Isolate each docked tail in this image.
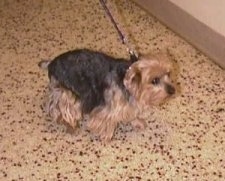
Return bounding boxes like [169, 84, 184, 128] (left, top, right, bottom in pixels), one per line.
[38, 60, 51, 69]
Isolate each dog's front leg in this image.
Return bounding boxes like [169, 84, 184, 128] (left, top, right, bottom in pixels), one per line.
[131, 117, 147, 131]
[87, 106, 119, 142]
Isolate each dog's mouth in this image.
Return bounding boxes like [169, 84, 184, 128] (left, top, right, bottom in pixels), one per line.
[148, 85, 176, 106]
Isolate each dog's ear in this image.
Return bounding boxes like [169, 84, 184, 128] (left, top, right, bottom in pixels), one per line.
[124, 65, 142, 94]
[129, 68, 142, 85]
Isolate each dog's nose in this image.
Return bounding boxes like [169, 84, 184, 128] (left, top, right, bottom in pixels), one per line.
[166, 84, 175, 95]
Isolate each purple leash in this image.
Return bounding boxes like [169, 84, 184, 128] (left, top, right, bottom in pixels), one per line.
[99, 0, 138, 62]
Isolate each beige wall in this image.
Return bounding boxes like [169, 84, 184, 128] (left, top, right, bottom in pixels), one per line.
[170, 0, 225, 36]
[132, 0, 225, 69]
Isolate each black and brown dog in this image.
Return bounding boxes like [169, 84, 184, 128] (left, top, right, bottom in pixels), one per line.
[39, 49, 175, 141]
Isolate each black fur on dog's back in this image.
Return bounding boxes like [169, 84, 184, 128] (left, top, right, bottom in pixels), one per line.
[47, 49, 132, 114]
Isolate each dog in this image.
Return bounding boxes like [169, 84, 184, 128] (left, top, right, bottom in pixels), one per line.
[38, 49, 175, 141]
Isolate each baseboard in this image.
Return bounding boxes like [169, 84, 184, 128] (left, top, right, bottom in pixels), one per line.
[132, 0, 225, 69]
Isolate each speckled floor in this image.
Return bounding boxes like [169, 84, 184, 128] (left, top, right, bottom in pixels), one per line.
[0, 0, 225, 180]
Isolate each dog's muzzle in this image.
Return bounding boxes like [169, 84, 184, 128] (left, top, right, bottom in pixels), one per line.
[165, 84, 175, 95]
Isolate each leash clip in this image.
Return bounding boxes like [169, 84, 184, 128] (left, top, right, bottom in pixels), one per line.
[128, 50, 138, 63]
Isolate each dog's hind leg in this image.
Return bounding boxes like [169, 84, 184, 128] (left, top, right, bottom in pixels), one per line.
[58, 89, 82, 131]
[44, 77, 82, 132]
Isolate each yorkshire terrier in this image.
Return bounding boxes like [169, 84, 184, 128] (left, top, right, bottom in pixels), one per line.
[38, 49, 175, 141]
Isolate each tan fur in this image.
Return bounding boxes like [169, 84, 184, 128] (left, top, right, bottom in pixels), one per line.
[87, 80, 139, 141]
[44, 77, 82, 130]
[42, 54, 175, 141]
[124, 55, 172, 107]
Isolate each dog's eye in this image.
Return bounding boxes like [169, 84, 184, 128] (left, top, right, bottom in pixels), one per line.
[167, 72, 171, 77]
[151, 77, 160, 85]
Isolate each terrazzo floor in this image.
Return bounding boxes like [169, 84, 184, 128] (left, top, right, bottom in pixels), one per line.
[0, 0, 225, 180]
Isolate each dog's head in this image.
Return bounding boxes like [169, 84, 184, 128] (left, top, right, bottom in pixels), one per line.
[124, 53, 175, 106]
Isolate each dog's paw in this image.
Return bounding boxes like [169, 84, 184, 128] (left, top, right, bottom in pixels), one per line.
[87, 116, 117, 142]
[131, 119, 147, 131]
